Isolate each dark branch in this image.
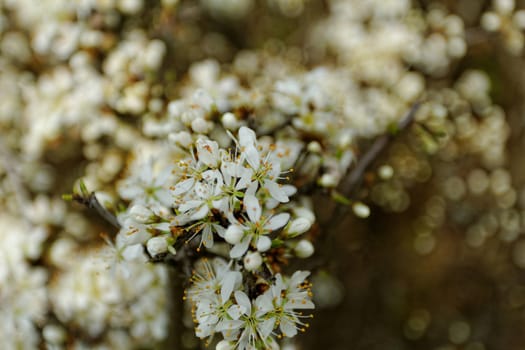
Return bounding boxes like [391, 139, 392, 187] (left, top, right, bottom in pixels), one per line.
[66, 190, 121, 229]
[339, 102, 421, 197]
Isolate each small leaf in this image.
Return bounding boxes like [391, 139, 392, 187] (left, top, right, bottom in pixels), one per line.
[331, 190, 352, 206]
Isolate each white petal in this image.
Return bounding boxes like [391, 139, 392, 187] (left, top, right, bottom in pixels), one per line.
[238, 126, 257, 148]
[281, 184, 297, 196]
[229, 234, 251, 258]
[244, 194, 261, 223]
[202, 225, 214, 248]
[234, 290, 252, 314]
[264, 213, 290, 231]
[221, 271, 241, 302]
[215, 319, 244, 333]
[213, 223, 226, 238]
[122, 244, 147, 262]
[289, 270, 310, 288]
[235, 168, 253, 190]
[280, 318, 297, 337]
[196, 139, 219, 168]
[255, 292, 274, 315]
[288, 298, 315, 309]
[190, 204, 209, 220]
[264, 180, 289, 203]
[259, 318, 276, 339]
[246, 180, 258, 196]
[227, 304, 243, 320]
[172, 178, 194, 195]
[179, 199, 202, 213]
[256, 236, 272, 252]
[244, 145, 260, 170]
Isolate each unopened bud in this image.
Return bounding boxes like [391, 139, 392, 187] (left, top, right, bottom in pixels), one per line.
[225, 225, 244, 245]
[243, 251, 262, 271]
[216, 340, 235, 350]
[352, 202, 370, 218]
[147, 236, 169, 257]
[294, 239, 314, 258]
[286, 217, 312, 237]
[222, 112, 239, 130]
[169, 131, 193, 148]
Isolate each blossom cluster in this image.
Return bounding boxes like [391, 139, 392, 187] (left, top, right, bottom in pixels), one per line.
[186, 258, 313, 349]
[111, 126, 315, 347]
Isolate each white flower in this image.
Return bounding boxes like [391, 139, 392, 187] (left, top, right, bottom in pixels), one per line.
[227, 194, 290, 258]
[188, 258, 244, 340]
[237, 126, 294, 203]
[255, 272, 314, 338]
[187, 258, 242, 303]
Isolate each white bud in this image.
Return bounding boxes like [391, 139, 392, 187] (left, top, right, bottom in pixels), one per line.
[216, 340, 235, 350]
[378, 165, 394, 180]
[43, 324, 66, 344]
[243, 251, 262, 271]
[169, 131, 193, 148]
[191, 117, 210, 133]
[307, 141, 322, 153]
[225, 225, 244, 244]
[495, 0, 515, 15]
[294, 239, 314, 258]
[481, 12, 501, 32]
[514, 10, 525, 29]
[147, 236, 169, 257]
[222, 112, 239, 130]
[319, 173, 338, 187]
[287, 217, 312, 237]
[293, 207, 315, 224]
[352, 202, 370, 218]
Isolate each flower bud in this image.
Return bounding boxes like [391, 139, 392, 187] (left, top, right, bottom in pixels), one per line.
[222, 112, 239, 130]
[243, 251, 262, 271]
[147, 236, 169, 257]
[352, 202, 370, 218]
[225, 225, 244, 244]
[168, 131, 192, 148]
[319, 173, 338, 187]
[294, 239, 314, 258]
[286, 217, 312, 237]
[216, 340, 235, 350]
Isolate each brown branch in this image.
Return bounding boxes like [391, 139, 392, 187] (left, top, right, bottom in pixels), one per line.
[324, 102, 421, 228]
[64, 182, 121, 229]
[340, 102, 420, 197]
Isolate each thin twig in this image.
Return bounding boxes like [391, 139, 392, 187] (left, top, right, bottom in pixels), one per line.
[67, 189, 121, 229]
[326, 102, 421, 228]
[340, 102, 420, 197]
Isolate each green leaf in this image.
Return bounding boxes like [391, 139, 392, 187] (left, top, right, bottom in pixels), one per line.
[331, 191, 352, 205]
